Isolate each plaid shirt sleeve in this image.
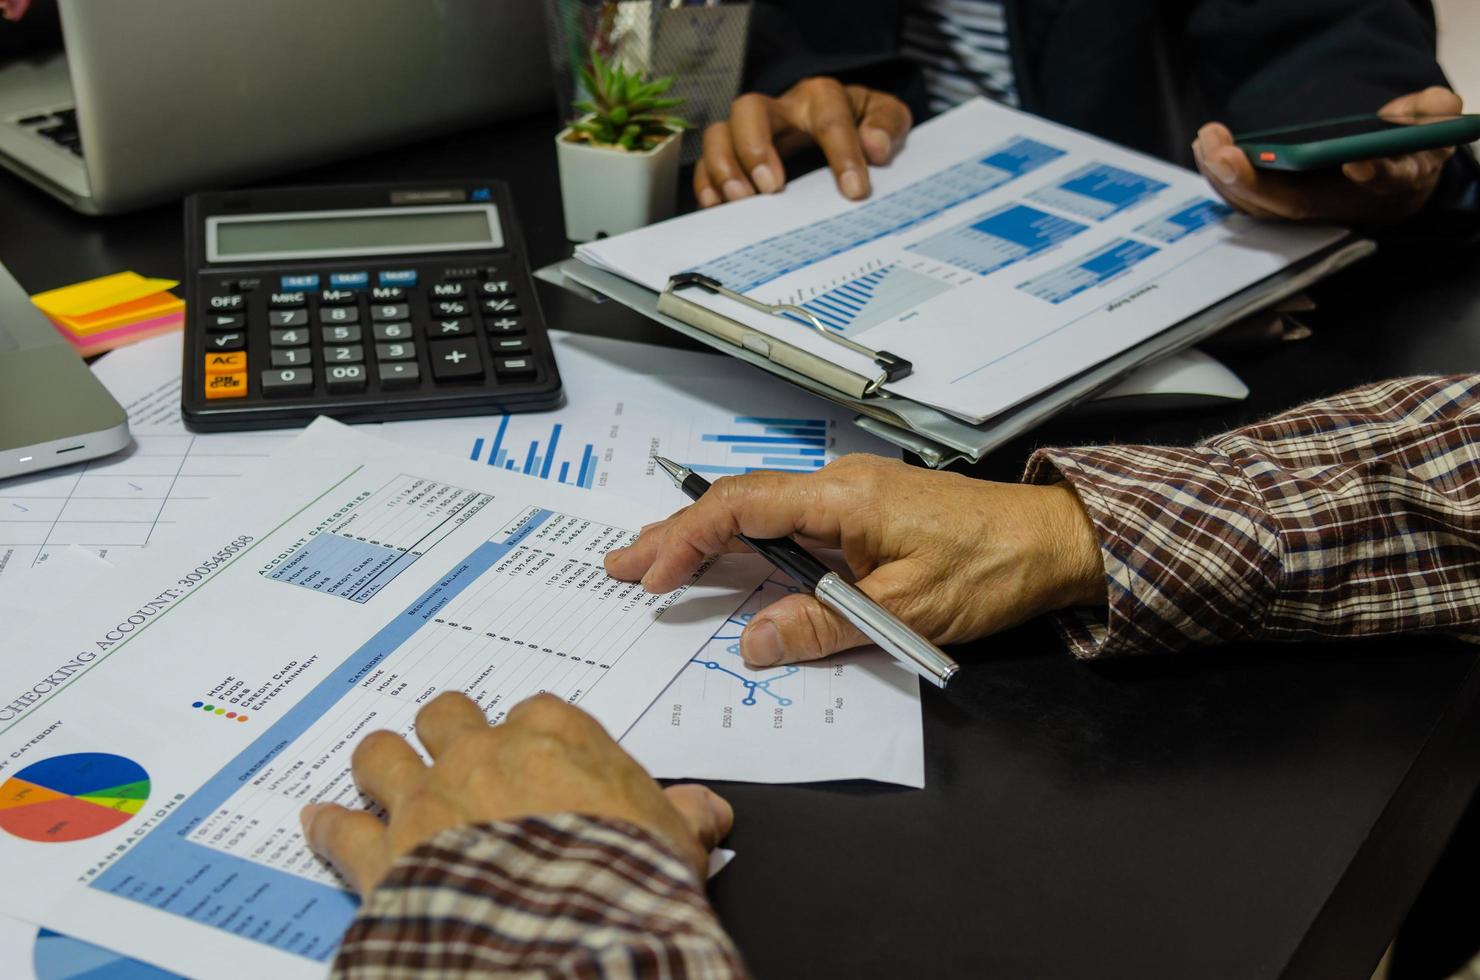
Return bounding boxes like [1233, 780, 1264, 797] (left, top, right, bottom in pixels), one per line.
[331, 814, 747, 980]
[1024, 376, 1480, 659]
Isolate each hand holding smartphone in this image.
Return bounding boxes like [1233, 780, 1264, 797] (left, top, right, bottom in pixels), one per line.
[1235, 113, 1480, 172]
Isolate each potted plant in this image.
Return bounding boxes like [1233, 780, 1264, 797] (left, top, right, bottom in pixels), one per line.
[556, 52, 687, 242]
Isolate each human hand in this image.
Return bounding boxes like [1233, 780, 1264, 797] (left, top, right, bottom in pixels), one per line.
[695, 77, 912, 207]
[604, 455, 1105, 668]
[1192, 87, 1462, 225]
[0, 0, 32, 21]
[300, 692, 733, 893]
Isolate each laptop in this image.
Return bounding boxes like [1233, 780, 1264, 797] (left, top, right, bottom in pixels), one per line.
[0, 0, 553, 215]
[0, 260, 129, 481]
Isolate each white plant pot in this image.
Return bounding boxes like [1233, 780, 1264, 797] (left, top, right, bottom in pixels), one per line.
[556, 125, 681, 242]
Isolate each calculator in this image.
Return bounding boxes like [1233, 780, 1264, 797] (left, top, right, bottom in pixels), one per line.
[181, 181, 562, 431]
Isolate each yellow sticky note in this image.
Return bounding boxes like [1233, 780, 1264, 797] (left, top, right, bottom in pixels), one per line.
[31, 272, 180, 318]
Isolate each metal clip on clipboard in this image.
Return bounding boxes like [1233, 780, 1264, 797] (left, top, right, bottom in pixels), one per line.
[657, 273, 912, 400]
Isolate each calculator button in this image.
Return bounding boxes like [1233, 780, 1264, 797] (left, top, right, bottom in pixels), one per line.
[319, 289, 358, 305]
[204, 372, 248, 400]
[372, 321, 414, 342]
[327, 344, 365, 364]
[319, 306, 360, 324]
[205, 313, 245, 332]
[203, 351, 247, 375]
[487, 317, 523, 335]
[207, 331, 246, 351]
[326, 364, 367, 393]
[479, 280, 514, 297]
[322, 324, 362, 343]
[270, 328, 310, 347]
[371, 303, 411, 322]
[433, 300, 471, 317]
[490, 338, 530, 355]
[376, 341, 416, 361]
[379, 269, 418, 287]
[281, 274, 321, 291]
[329, 271, 369, 289]
[271, 348, 312, 367]
[433, 317, 474, 337]
[430, 282, 466, 298]
[206, 294, 246, 312]
[495, 357, 538, 380]
[270, 291, 307, 308]
[482, 298, 520, 315]
[370, 286, 405, 302]
[429, 338, 483, 380]
[261, 368, 314, 396]
[268, 309, 309, 328]
[378, 362, 420, 389]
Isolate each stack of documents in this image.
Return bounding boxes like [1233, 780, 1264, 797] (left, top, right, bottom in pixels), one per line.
[562, 98, 1372, 465]
[30, 271, 184, 356]
[0, 329, 927, 978]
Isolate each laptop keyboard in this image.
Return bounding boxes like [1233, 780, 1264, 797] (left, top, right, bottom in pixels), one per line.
[16, 107, 82, 158]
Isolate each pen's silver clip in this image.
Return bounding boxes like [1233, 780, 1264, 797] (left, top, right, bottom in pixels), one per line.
[666, 273, 913, 394]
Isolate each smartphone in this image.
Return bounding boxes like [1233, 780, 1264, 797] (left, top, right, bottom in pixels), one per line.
[1235, 113, 1480, 171]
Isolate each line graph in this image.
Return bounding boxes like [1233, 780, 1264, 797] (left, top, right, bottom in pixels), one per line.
[695, 589, 803, 706]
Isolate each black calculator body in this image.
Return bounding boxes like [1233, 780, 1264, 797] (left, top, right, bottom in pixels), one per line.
[182, 181, 562, 431]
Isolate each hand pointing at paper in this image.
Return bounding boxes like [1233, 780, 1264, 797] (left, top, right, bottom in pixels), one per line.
[605, 455, 1105, 667]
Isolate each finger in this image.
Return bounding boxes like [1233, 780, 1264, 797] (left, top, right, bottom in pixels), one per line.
[739, 591, 869, 667]
[1346, 147, 1452, 189]
[301, 803, 390, 895]
[1379, 85, 1462, 118]
[415, 691, 489, 758]
[663, 784, 734, 853]
[701, 122, 756, 202]
[693, 166, 721, 209]
[640, 470, 848, 593]
[729, 93, 788, 194]
[782, 78, 870, 199]
[604, 509, 685, 581]
[505, 692, 603, 740]
[351, 730, 428, 809]
[850, 86, 912, 165]
[1202, 138, 1314, 220]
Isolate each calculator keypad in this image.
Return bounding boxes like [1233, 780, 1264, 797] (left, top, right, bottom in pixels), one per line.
[192, 257, 552, 418]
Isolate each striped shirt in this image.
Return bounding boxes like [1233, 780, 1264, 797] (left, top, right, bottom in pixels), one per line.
[901, 0, 1019, 114]
[334, 375, 1480, 978]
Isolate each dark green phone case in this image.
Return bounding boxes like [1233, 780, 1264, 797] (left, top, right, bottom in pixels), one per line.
[1235, 114, 1480, 172]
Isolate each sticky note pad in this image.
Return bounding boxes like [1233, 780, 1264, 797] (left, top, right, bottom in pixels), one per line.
[31, 272, 180, 319]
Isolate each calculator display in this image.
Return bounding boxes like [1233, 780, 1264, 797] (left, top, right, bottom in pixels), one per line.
[207, 205, 503, 262]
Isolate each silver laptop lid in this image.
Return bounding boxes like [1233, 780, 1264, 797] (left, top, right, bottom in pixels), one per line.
[59, 0, 552, 214]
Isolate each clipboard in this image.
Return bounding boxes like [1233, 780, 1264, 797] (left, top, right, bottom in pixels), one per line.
[546, 235, 1375, 468]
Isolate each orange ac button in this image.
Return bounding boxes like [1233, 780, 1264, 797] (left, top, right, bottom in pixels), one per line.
[204, 372, 248, 400]
[204, 352, 247, 375]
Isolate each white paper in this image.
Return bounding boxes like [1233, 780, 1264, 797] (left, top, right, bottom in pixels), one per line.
[0, 419, 763, 979]
[0, 334, 292, 584]
[379, 329, 888, 491]
[623, 573, 924, 787]
[576, 97, 1346, 423]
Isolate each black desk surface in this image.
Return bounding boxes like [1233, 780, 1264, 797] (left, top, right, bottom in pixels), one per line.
[4, 110, 1480, 980]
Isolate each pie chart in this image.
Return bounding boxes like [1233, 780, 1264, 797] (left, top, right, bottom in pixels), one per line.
[0, 753, 150, 843]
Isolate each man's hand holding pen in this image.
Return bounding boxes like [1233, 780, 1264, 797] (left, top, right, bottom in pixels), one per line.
[605, 455, 1107, 668]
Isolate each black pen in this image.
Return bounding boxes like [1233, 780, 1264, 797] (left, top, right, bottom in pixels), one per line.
[652, 456, 959, 688]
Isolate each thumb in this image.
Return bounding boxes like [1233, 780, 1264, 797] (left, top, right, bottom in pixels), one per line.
[663, 784, 734, 853]
[739, 590, 870, 667]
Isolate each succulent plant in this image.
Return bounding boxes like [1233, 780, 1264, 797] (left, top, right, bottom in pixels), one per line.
[569, 51, 687, 152]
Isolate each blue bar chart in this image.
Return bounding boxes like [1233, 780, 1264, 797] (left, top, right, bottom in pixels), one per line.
[1135, 197, 1232, 244]
[689, 416, 830, 477]
[470, 417, 598, 489]
[799, 264, 950, 333]
[907, 204, 1087, 276]
[691, 135, 1066, 292]
[1018, 238, 1161, 304]
[1029, 162, 1168, 221]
